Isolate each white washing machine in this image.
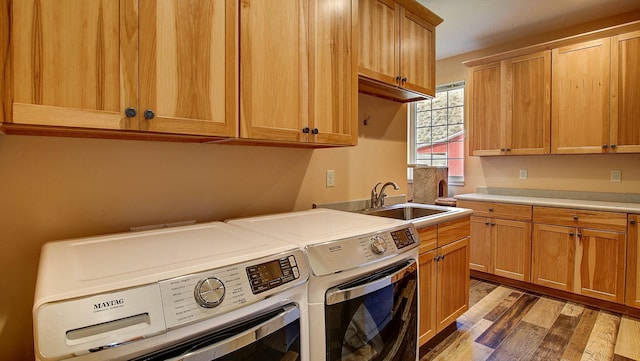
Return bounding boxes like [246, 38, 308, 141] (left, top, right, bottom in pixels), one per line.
[227, 208, 421, 361]
[33, 222, 309, 361]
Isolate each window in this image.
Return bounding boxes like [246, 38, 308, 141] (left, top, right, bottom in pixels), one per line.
[408, 81, 465, 185]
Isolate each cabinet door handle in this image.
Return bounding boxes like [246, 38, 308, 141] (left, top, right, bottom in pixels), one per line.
[631, 220, 637, 225]
[602, 144, 608, 149]
[311, 128, 319, 135]
[611, 144, 617, 149]
[302, 127, 310, 134]
[144, 109, 155, 120]
[573, 215, 579, 221]
[577, 232, 582, 238]
[441, 254, 445, 261]
[124, 107, 137, 118]
[488, 208, 494, 212]
[485, 221, 490, 225]
[396, 76, 402, 83]
[569, 232, 574, 236]
[500, 148, 505, 152]
[401, 77, 407, 84]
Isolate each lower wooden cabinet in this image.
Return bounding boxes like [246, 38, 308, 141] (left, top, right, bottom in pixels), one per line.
[418, 220, 470, 346]
[532, 223, 626, 303]
[626, 214, 640, 308]
[469, 216, 531, 281]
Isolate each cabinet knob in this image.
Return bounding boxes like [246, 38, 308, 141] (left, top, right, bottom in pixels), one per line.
[144, 109, 155, 120]
[302, 127, 310, 134]
[491, 223, 496, 226]
[611, 144, 617, 149]
[631, 220, 637, 225]
[488, 208, 494, 212]
[485, 221, 490, 225]
[573, 215, 579, 221]
[577, 232, 582, 238]
[311, 128, 319, 135]
[124, 107, 137, 118]
[401, 77, 407, 84]
[500, 148, 505, 152]
[505, 148, 511, 152]
[569, 232, 574, 236]
[396, 76, 402, 82]
[602, 144, 608, 149]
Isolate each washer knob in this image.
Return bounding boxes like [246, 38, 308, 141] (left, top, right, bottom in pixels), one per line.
[370, 236, 387, 255]
[194, 277, 225, 308]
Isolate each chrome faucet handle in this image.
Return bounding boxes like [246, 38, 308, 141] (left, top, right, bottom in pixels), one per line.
[370, 182, 383, 209]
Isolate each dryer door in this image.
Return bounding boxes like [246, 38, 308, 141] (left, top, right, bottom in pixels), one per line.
[324, 260, 418, 361]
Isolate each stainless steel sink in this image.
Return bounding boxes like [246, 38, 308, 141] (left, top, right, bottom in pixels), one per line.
[362, 204, 449, 220]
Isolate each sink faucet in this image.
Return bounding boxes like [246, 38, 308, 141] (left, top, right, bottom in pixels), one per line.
[370, 181, 400, 209]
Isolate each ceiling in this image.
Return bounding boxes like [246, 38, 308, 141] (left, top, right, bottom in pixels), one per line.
[418, 0, 640, 60]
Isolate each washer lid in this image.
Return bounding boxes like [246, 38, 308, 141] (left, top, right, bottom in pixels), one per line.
[34, 222, 297, 307]
[227, 208, 407, 247]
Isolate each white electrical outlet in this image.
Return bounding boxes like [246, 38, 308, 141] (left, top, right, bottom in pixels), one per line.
[611, 169, 622, 183]
[519, 169, 528, 180]
[326, 170, 335, 187]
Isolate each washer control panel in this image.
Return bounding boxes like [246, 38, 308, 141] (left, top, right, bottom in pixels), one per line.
[159, 249, 306, 329]
[305, 224, 419, 276]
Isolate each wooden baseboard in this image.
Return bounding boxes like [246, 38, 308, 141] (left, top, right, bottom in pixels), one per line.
[471, 270, 640, 319]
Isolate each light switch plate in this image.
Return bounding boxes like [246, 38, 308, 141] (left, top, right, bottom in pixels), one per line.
[611, 169, 622, 183]
[326, 170, 335, 187]
[519, 169, 528, 180]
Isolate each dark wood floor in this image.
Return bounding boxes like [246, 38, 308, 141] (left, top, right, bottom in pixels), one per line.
[421, 279, 640, 361]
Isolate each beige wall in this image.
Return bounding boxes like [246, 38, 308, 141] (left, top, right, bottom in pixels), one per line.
[437, 12, 640, 196]
[0, 93, 408, 360]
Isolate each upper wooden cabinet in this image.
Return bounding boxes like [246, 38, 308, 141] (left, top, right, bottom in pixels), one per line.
[240, 0, 357, 146]
[357, 0, 442, 103]
[11, 0, 237, 138]
[611, 30, 640, 153]
[468, 51, 551, 156]
[552, 39, 611, 154]
[467, 23, 640, 156]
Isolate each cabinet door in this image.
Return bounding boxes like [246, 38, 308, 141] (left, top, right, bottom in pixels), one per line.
[468, 62, 504, 156]
[309, 0, 357, 145]
[399, 6, 435, 96]
[532, 224, 575, 292]
[575, 228, 626, 303]
[611, 30, 640, 153]
[12, 0, 130, 130]
[469, 216, 491, 273]
[505, 51, 551, 155]
[139, 0, 237, 137]
[627, 215, 640, 308]
[493, 219, 531, 282]
[357, 0, 398, 85]
[418, 249, 437, 345]
[552, 38, 611, 154]
[240, 0, 308, 142]
[436, 237, 469, 332]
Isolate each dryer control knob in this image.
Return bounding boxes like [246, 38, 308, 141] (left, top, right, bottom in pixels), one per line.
[370, 236, 387, 255]
[194, 277, 226, 308]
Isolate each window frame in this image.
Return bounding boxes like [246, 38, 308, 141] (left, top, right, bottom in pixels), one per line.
[408, 81, 465, 186]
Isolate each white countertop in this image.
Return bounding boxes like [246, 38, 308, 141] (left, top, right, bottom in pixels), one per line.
[455, 193, 640, 214]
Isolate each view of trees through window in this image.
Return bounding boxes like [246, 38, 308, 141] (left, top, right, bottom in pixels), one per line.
[412, 82, 465, 182]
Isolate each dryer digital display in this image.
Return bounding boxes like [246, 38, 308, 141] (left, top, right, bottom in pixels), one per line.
[247, 256, 300, 294]
[390, 227, 416, 249]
